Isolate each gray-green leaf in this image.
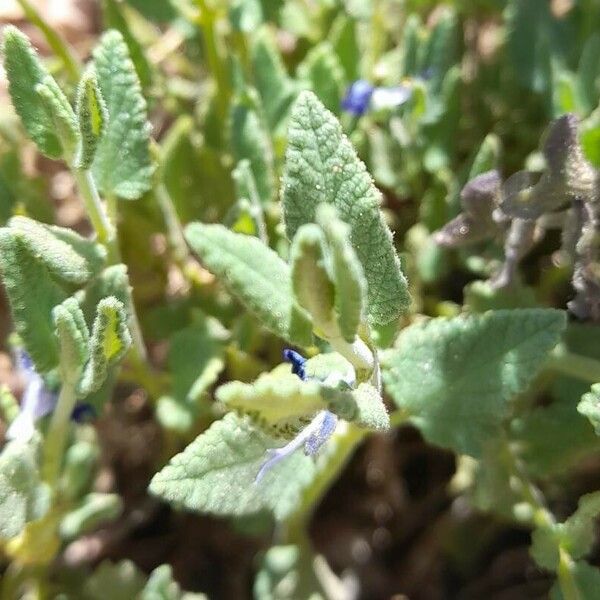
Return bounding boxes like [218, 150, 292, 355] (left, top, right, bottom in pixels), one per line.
[185, 223, 312, 346]
[78, 296, 131, 397]
[92, 30, 153, 199]
[0, 439, 50, 540]
[2, 26, 66, 159]
[149, 413, 317, 520]
[282, 91, 409, 325]
[382, 309, 566, 457]
[75, 69, 108, 169]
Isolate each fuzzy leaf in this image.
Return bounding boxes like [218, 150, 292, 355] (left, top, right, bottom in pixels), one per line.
[34, 77, 79, 163]
[53, 297, 90, 381]
[251, 28, 296, 132]
[0, 231, 66, 372]
[9, 216, 106, 285]
[382, 309, 567, 457]
[230, 92, 275, 205]
[2, 26, 65, 158]
[149, 413, 317, 520]
[290, 224, 334, 332]
[216, 369, 357, 438]
[352, 383, 389, 431]
[141, 564, 208, 600]
[78, 297, 131, 397]
[185, 223, 312, 346]
[317, 205, 366, 342]
[92, 30, 153, 199]
[578, 383, 600, 435]
[297, 42, 345, 115]
[282, 91, 409, 325]
[0, 440, 50, 540]
[75, 69, 108, 169]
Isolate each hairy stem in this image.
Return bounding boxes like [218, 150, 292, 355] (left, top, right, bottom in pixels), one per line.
[72, 169, 118, 259]
[283, 424, 365, 544]
[42, 380, 78, 486]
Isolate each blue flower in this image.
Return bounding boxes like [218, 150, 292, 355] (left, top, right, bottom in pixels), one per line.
[341, 80, 375, 116]
[255, 349, 355, 483]
[6, 350, 58, 442]
[341, 79, 415, 116]
[6, 350, 95, 442]
[282, 348, 307, 381]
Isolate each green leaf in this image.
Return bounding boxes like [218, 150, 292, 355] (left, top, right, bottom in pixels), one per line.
[400, 14, 421, 77]
[75, 69, 108, 170]
[92, 30, 153, 199]
[351, 383, 389, 431]
[230, 91, 275, 205]
[0, 231, 66, 372]
[251, 28, 296, 132]
[317, 205, 366, 342]
[0, 439, 50, 540]
[78, 296, 131, 397]
[230, 160, 267, 241]
[103, 0, 153, 90]
[329, 14, 359, 82]
[156, 323, 224, 433]
[512, 399, 600, 478]
[85, 560, 146, 600]
[254, 545, 328, 600]
[469, 134, 502, 179]
[282, 91, 409, 325]
[577, 33, 600, 114]
[578, 383, 600, 435]
[297, 42, 345, 115]
[185, 223, 312, 346]
[53, 297, 90, 382]
[141, 564, 208, 600]
[230, 0, 263, 32]
[550, 562, 600, 600]
[34, 76, 79, 163]
[149, 413, 317, 520]
[8, 216, 107, 284]
[216, 369, 355, 437]
[532, 492, 600, 571]
[290, 224, 334, 332]
[2, 26, 65, 158]
[160, 116, 235, 223]
[59, 492, 122, 539]
[382, 309, 567, 457]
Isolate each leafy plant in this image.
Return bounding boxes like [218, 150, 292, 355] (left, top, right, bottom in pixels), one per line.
[1, 1, 600, 598]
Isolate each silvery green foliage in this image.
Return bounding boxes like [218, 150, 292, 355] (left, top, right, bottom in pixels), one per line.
[3, 2, 600, 597]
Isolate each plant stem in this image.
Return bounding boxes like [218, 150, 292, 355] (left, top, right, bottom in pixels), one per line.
[155, 182, 190, 265]
[503, 439, 581, 599]
[283, 424, 365, 544]
[42, 380, 78, 486]
[72, 169, 118, 260]
[547, 345, 600, 384]
[328, 334, 374, 371]
[558, 547, 581, 600]
[16, 0, 81, 83]
[194, 0, 230, 122]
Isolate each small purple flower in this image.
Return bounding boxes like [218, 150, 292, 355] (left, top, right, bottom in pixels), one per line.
[255, 349, 354, 483]
[6, 350, 95, 442]
[341, 79, 414, 116]
[341, 80, 375, 116]
[282, 348, 307, 381]
[6, 350, 58, 442]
